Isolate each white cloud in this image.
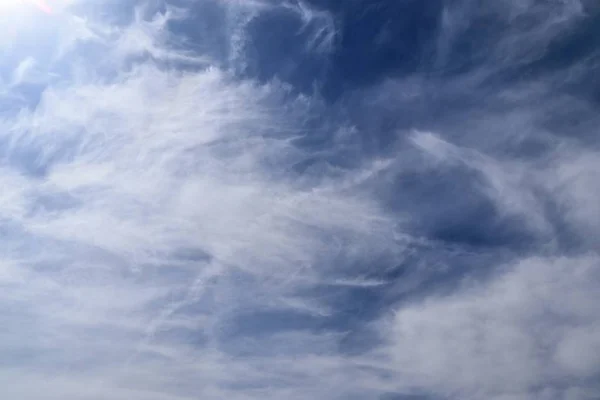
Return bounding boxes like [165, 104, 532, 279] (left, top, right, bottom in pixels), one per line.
[0, 2, 403, 399]
[377, 254, 600, 399]
[0, 0, 599, 399]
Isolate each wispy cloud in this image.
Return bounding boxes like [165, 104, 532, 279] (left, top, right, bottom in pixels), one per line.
[0, 0, 599, 399]
[0, 1, 402, 399]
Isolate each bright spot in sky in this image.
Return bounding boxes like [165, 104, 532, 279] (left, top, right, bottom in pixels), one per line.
[0, 0, 20, 10]
[0, 0, 52, 13]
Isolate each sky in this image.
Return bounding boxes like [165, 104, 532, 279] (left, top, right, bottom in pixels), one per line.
[0, 0, 599, 399]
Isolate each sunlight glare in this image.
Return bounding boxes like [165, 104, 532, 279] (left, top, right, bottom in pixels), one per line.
[0, 0, 21, 10]
[0, 0, 52, 13]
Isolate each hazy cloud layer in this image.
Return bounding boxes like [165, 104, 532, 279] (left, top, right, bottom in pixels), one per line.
[0, 1, 599, 399]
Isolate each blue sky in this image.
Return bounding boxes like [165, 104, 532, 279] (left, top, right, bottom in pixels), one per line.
[0, 0, 599, 399]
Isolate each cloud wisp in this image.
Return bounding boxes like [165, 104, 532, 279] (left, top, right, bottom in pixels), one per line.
[0, 1, 599, 399]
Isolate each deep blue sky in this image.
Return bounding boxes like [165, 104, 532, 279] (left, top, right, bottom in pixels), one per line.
[0, 1, 599, 399]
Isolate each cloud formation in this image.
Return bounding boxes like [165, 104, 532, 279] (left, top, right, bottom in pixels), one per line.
[0, 0, 599, 399]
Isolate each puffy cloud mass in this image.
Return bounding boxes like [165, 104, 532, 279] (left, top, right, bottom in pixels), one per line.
[0, 0, 599, 399]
